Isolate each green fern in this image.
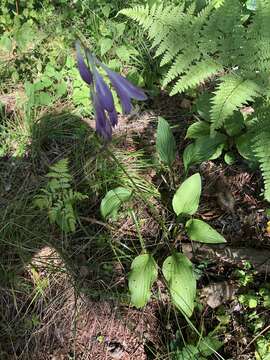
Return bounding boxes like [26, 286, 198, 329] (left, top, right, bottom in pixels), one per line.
[252, 117, 270, 202]
[121, 0, 270, 199]
[121, 0, 270, 123]
[210, 75, 261, 132]
[170, 59, 223, 95]
[34, 159, 88, 233]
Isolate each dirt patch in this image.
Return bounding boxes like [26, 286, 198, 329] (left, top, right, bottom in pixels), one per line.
[4, 247, 162, 360]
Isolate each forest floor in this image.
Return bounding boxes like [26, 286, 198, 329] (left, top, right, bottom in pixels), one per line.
[1, 93, 270, 360]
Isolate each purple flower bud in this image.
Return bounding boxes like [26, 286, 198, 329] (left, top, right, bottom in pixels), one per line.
[108, 77, 132, 115]
[108, 107, 118, 127]
[75, 41, 148, 141]
[94, 95, 112, 141]
[75, 41, 93, 85]
[101, 64, 147, 101]
[93, 68, 115, 113]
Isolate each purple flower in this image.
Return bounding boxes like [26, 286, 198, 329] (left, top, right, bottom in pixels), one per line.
[100, 63, 147, 115]
[75, 41, 93, 85]
[94, 94, 112, 140]
[93, 68, 115, 113]
[75, 41, 147, 141]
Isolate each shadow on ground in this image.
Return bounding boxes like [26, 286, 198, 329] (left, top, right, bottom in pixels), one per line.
[0, 109, 169, 359]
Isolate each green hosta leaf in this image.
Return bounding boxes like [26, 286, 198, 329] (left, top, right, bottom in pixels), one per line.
[224, 112, 245, 137]
[183, 134, 226, 171]
[185, 121, 210, 139]
[172, 173, 201, 216]
[209, 143, 225, 160]
[156, 116, 176, 167]
[100, 187, 132, 219]
[129, 254, 158, 308]
[162, 253, 196, 317]
[224, 152, 236, 165]
[236, 131, 257, 162]
[186, 219, 226, 244]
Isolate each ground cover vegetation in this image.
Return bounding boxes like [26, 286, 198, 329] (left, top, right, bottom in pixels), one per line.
[1, 0, 270, 359]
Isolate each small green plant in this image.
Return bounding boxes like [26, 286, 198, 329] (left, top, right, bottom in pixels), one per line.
[101, 117, 225, 318]
[170, 332, 223, 360]
[34, 158, 88, 233]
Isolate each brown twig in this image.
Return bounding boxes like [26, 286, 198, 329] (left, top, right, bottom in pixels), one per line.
[243, 324, 270, 353]
[15, 0, 19, 15]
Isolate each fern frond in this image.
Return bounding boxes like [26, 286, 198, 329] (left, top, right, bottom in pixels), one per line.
[170, 59, 223, 95]
[210, 75, 261, 131]
[119, 5, 151, 29]
[212, 0, 225, 8]
[162, 47, 200, 87]
[34, 158, 87, 232]
[252, 118, 270, 202]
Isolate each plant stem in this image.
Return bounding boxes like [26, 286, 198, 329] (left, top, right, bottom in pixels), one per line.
[104, 145, 170, 239]
[15, 0, 19, 15]
[129, 209, 146, 252]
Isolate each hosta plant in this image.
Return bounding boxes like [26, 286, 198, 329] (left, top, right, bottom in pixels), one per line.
[101, 117, 226, 317]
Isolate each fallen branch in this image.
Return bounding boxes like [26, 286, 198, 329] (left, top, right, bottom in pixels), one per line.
[182, 243, 270, 273]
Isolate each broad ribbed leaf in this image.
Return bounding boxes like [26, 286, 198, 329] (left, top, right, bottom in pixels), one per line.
[156, 116, 176, 167]
[224, 152, 236, 165]
[172, 173, 201, 216]
[224, 112, 245, 137]
[185, 121, 210, 139]
[162, 253, 196, 317]
[236, 131, 257, 162]
[186, 219, 226, 244]
[129, 254, 158, 308]
[183, 134, 226, 171]
[100, 187, 132, 219]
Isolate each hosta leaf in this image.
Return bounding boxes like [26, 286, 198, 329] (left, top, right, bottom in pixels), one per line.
[224, 112, 245, 137]
[172, 173, 201, 216]
[129, 254, 158, 308]
[185, 121, 210, 139]
[100, 187, 132, 219]
[156, 116, 176, 167]
[183, 134, 226, 171]
[236, 131, 257, 162]
[162, 253, 196, 317]
[186, 219, 226, 244]
[224, 152, 236, 165]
